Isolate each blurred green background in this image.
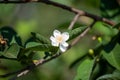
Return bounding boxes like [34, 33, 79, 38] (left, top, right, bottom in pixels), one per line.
[0, 0, 100, 80]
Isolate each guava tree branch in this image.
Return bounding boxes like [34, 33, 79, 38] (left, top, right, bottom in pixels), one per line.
[0, 19, 95, 80]
[0, 0, 115, 26]
[0, 0, 116, 80]
[40, 0, 115, 26]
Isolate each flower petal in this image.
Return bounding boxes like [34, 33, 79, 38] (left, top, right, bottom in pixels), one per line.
[50, 36, 59, 46]
[51, 41, 59, 46]
[53, 30, 61, 37]
[62, 42, 69, 47]
[50, 36, 56, 42]
[62, 32, 69, 41]
[59, 44, 67, 52]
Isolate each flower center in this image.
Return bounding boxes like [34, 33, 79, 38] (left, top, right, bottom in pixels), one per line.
[56, 35, 63, 43]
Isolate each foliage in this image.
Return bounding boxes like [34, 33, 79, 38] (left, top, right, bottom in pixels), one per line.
[0, 0, 120, 80]
[100, 0, 120, 22]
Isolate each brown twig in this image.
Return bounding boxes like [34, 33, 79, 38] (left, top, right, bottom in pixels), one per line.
[68, 14, 80, 30]
[8, 52, 63, 80]
[71, 27, 91, 46]
[70, 21, 96, 47]
[0, 0, 116, 26]
[40, 0, 115, 26]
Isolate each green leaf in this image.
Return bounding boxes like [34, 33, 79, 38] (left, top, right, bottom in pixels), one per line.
[68, 26, 87, 41]
[10, 36, 18, 44]
[15, 35, 22, 46]
[3, 43, 20, 58]
[102, 44, 120, 70]
[0, 26, 22, 46]
[100, 0, 120, 21]
[69, 55, 87, 68]
[97, 70, 120, 80]
[0, 26, 17, 45]
[93, 22, 116, 37]
[74, 59, 94, 80]
[103, 32, 120, 53]
[26, 42, 58, 52]
[44, 52, 51, 59]
[31, 32, 50, 44]
[92, 22, 118, 45]
[17, 48, 30, 60]
[26, 42, 41, 48]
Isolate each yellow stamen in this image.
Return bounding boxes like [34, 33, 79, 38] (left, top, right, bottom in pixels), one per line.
[56, 35, 63, 43]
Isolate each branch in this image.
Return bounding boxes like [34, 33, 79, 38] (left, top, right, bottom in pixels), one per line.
[70, 21, 96, 47]
[0, 21, 95, 80]
[40, 0, 115, 26]
[7, 52, 63, 80]
[0, 0, 116, 80]
[0, 0, 116, 26]
[68, 14, 80, 30]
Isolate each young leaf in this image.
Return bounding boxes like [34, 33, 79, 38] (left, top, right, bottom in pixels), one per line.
[26, 42, 58, 52]
[31, 32, 50, 44]
[68, 26, 87, 41]
[102, 44, 120, 70]
[3, 43, 20, 58]
[74, 59, 94, 80]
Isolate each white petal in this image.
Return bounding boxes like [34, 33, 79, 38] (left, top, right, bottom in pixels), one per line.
[51, 41, 59, 46]
[62, 32, 69, 41]
[62, 42, 69, 47]
[53, 30, 61, 37]
[50, 36, 59, 46]
[50, 36, 56, 42]
[59, 44, 67, 52]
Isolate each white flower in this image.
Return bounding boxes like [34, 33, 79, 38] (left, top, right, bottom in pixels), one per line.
[50, 30, 69, 52]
